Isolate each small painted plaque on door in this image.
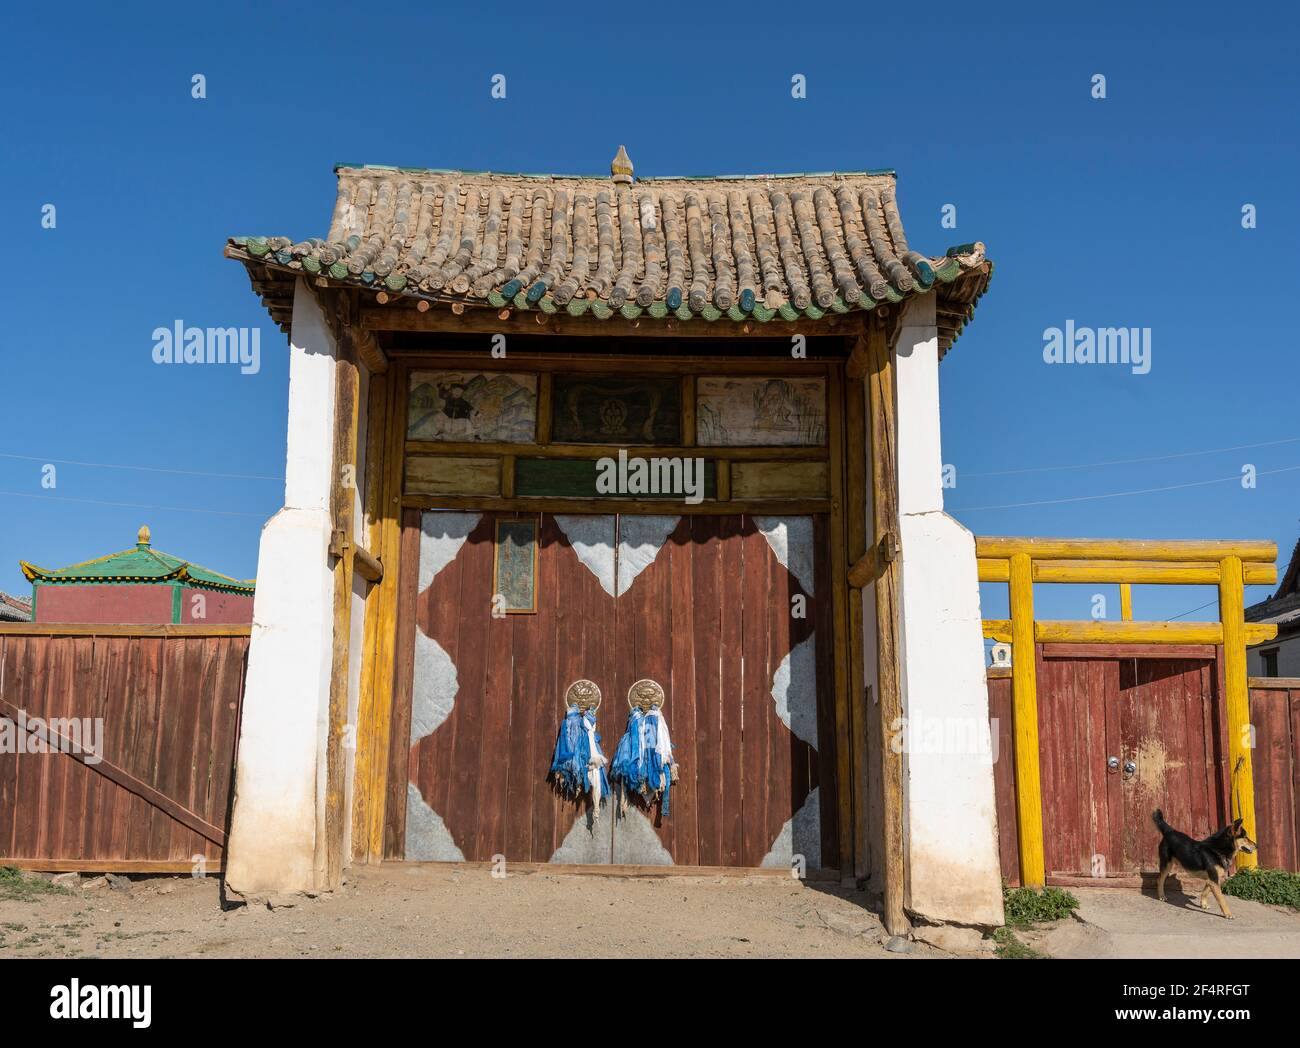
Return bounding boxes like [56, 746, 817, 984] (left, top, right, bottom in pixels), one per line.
[493, 517, 538, 613]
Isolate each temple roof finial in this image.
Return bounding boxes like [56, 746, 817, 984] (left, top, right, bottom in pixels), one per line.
[137, 524, 151, 548]
[611, 144, 633, 184]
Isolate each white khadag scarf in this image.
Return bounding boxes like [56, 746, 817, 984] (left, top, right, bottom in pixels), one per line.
[583, 711, 606, 814]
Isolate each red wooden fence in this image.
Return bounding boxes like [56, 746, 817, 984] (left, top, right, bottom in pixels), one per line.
[1249, 678, 1300, 872]
[0, 625, 249, 873]
[987, 661, 1300, 884]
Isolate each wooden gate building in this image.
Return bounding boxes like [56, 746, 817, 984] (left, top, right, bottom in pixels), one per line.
[222, 148, 1002, 930]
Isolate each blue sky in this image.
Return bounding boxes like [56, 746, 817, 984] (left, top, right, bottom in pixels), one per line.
[2, 3, 1296, 624]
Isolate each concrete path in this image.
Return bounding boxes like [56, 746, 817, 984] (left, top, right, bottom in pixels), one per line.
[1028, 886, 1300, 958]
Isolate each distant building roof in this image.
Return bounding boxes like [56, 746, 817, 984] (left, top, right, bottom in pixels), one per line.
[0, 591, 31, 621]
[20, 525, 255, 595]
[1246, 537, 1300, 635]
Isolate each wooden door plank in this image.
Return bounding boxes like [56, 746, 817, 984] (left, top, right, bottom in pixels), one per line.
[691, 515, 724, 867]
[417, 514, 468, 827]
[474, 520, 516, 862]
[528, 514, 564, 862]
[668, 517, 700, 867]
[764, 517, 807, 869]
[1078, 656, 1110, 878]
[503, 517, 542, 863]
[1288, 689, 1300, 871]
[717, 515, 745, 867]
[810, 516, 840, 869]
[740, 519, 772, 867]
[586, 519, 618, 862]
[446, 514, 495, 860]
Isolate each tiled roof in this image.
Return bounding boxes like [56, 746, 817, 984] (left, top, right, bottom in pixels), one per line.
[0, 591, 31, 622]
[20, 526, 255, 595]
[225, 150, 992, 354]
[1247, 537, 1300, 630]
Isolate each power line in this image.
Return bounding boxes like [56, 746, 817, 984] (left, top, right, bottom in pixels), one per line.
[0, 489, 267, 518]
[1166, 599, 1218, 622]
[0, 451, 282, 482]
[950, 464, 1300, 512]
[961, 435, 1300, 478]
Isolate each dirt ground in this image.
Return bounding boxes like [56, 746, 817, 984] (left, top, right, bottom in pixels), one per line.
[1016, 885, 1300, 959]
[0, 864, 947, 959]
[7, 865, 1298, 959]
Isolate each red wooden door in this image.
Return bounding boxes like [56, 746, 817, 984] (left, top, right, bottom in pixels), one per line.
[404, 511, 617, 864]
[396, 510, 839, 871]
[1036, 649, 1226, 878]
[611, 515, 838, 869]
[1116, 657, 1226, 874]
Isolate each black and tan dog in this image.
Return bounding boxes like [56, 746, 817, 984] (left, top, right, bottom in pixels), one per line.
[1152, 809, 1256, 919]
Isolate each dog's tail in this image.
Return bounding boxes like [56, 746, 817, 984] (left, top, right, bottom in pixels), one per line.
[1151, 808, 1171, 833]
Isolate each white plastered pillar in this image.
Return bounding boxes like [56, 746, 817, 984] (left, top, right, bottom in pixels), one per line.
[892, 294, 1004, 926]
[226, 279, 339, 894]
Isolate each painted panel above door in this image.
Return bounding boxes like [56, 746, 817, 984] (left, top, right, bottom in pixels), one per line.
[551, 374, 682, 445]
[696, 376, 826, 446]
[408, 370, 538, 442]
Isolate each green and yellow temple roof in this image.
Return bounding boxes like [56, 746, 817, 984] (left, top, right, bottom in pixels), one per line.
[20, 526, 256, 595]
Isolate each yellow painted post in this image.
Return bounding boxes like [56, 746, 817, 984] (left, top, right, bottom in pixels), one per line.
[1120, 583, 1133, 621]
[1009, 552, 1046, 888]
[1218, 555, 1258, 869]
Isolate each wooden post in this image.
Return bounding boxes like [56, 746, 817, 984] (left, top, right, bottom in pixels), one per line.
[323, 334, 361, 888]
[827, 366, 855, 880]
[1218, 554, 1258, 868]
[843, 356, 870, 880]
[1120, 583, 1133, 621]
[366, 363, 408, 859]
[865, 320, 907, 935]
[1009, 552, 1046, 888]
[350, 373, 391, 862]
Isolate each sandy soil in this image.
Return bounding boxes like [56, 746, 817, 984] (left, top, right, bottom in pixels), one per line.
[0, 864, 947, 959]
[1020, 886, 1300, 959]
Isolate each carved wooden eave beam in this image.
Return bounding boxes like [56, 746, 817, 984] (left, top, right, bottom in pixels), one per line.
[356, 300, 873, 339]
[307, 285, 388, 374]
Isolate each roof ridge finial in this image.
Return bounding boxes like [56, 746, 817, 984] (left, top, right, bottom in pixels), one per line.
[137, 524, 151, 548]
[611, 144, 633, 184]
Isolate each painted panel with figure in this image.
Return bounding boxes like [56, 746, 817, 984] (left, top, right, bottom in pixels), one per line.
[551, 375, 681, 445]
[696, 377, 826, 446]
[408, 371, 537, 442]
[493, 518, 539, 613]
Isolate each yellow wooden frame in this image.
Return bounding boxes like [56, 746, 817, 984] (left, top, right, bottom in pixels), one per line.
[975, 535, 1279, 887]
